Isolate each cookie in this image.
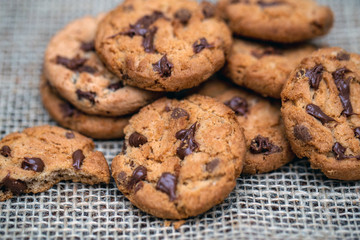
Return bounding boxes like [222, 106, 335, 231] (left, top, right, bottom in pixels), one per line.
[40, 76, 129, 139]
[224, 38, 317, 98]
[281, 47, 360, 180]
[198, 77, 294, 174]
[217, 0, 333, 43]
[44, 15, 160, 117]
[111, 95, 245, 219]
[95, 0, 232, 92]
[0, 125, 110, 201]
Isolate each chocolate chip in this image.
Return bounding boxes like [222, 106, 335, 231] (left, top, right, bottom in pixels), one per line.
[80, 41, 95, 52]
[127, 166, 147, 190]
[251, 47, 282, 59]
[121, 142, 127, 155]
[206, 158, 220, 173]
[1, 173, 27, 195]
[72, 149, 85, 170]
[193, 38, 214, 54]
[59, 103, 77, 118]
[305, 64, 324, 90]
[355, 128, 360, 139]
[306, 104, 335, 124]
[171, 108, 189, 120]
[129, 132, 148, 147]
[336, 52, 350, 61]
[142, 26, 158, 53]
[165, 105, 172, 112]
[108, 82, 124, 91]
[175, 122, 199, 160]
[65, 132, 75, 139]
[202, 2, 215, 18]
[249, 135, 282, 155]
[152, 55, 173, 78]
[231, 0, 250, 3]
[293, 125, 312, 142]
[332, 68, 353, 116]
[174, 8, 192, 24]
[56, 56, 87, 71]
[332, 142, 355, 160]
[224, 96, 248, 116]
[296, 69, 305, 78]
[156, 172, 177, 201]
[76, 89, 96, 105]
[0, 145, 11, 157]
[21, 157, 45, 172]
[257, 0, 285, 7]
[117, 171, 127, 184]
[77, 65, 97, 74]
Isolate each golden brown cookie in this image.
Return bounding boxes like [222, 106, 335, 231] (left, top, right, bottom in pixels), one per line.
[111, 95, 245, 219]
[281, 47, 360, 180]
[0, 125, 110, 201]
[218, 0, 333, 43]
[95, 0, 232, 92]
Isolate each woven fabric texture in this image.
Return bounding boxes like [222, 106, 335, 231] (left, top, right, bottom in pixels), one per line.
[0, 0, 360, 239]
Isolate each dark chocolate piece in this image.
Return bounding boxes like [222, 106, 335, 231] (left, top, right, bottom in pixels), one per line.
[355, 127, 360, 139]
[293, 125, 312, 142]
[77, 65, 97, 74]
[306, 104, 335, 124]
[305, 64, 324, 90]
[65, 132, 75, 139]
[257, 0, 285, 7]
[129, 132, 148, 147]
[336, 52, 350, 61]
[152, 55, 173, 77]
[332, 67, 353, 116]
[108, 82, 124, 91]
[193, 38, 214, 54]
[142, 26, 158, 53]
[332, 142, 356, 160]
[56, 56, 87, 71]
[1, 174, 27, 195]
[224, 96, 248, 116]
[76, 90, 96, 105]
[156, 172, 177, 201]
[251, 47, 282, 59]
[127, 166, 147, 189]
[21, 157, 45, 172]
[171, 108, 189, 120]
[0, 145, 11, 157]
[59, 103, 77, 118]
[249, 135, 282, 155]
[72, 149, 85, 170]
[174, 8, 192, 24]
[206, 158, 220, 173]
[117, 171, 127, 184]
[80, 41, 95, 52]
[175, 122, 199, 159]
[202, 2, 215, 18]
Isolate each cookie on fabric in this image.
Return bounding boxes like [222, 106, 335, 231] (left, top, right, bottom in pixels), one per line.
[281, 47, 360, 180]
[111, 95, 245, 219]
[217, 0, 333, 43]
[44, 15, 160, 117]
[198, 77, 294, 174]
[224, 38, 317, 98]
[0, 125, 110, 201]
[40, 76, 129, 139]
[95, 0, 232, 92]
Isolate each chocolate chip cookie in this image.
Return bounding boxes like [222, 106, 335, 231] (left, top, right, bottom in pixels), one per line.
[224, 38, 317, 98]
[0, 125, 110, 201]
[218, 0, 333, 43]
[281, 47, 360, 180]
[198, 77, 294, 174]
[95, 0, 232, 92]
[44, 15, 160, 117]
[40, 76, 129, 139]
[111, 95, 245, 219]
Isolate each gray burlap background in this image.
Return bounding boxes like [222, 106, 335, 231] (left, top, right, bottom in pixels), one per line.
[0, 0, 359, 239]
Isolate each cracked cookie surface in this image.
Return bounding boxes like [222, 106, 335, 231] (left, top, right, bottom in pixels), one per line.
[217, 0, 333, 43]
[281, 47, 360, 180]
[44, 15, 159, 117]
[198, 77, 294, 174]
[111, 95, 245, 219]
[95, 0, 232, 92]
[0, 125, 110, 201]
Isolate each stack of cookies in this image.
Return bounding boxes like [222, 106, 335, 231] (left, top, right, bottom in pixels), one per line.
[3, 0, 358, 220]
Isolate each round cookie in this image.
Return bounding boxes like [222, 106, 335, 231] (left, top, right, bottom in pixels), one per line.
[224, 38, 317, 98]
[0, 125, 110, 201]
[111, 95, 245, 219]
[44, 15, 160, 117]
[40, 76, 129, 140]
[281, 47, 360, 180]
[95, 0, 232, 92]
[198, 77, 294, 174]
[217, 0, 333, 43]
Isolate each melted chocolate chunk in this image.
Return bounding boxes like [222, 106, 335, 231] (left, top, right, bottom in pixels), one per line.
[206, 158, 220, 173]
[127, 166, 147, 190]
[59, 103, 77, 118]
[77, 65, 97, 74]
[355, 127, 360, 139]
[332, 142, 355, 160]
[117, 171, 127, 184]
[202, 2, 215, 18]
[251, 47, 282, 59]
[80, 41, 95, 52]
[193, 38, 214, 54]
[72, 149, 85, 170]
[129, 132, 148, 147]
[336, 52, 350, 61]
[152, 55, 173, 77]
[142, 26, 158, 53]
[76, 89, 96, 105]
[306, 104, 335, 124]
[171, 108, 189, 119]
[175, 122, 199, 159]
[293, 125, 312, 142]
[257, 0, 285, 7]
[65, 132, 75, 139]
[305, 64, 324, 90]
[332, 68, 353, 116]
[21, 157, 45, 172]
[108, 82, 124, 91]
[56, 56, 87, 71]
[249, 135, 282, 155]
[231, 0, 250, 3]
[156, 172, 177, 201]
[174, 8, 192, 24]
[1, 174, 27, 195]
[224, 96, 248, 116]
[0, 145, 11, 157]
